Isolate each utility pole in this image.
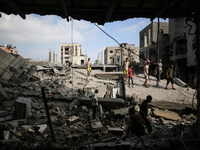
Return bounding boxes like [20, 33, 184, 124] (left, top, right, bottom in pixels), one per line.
[120, 44, 123, 71]
[156, 18, 160, 87]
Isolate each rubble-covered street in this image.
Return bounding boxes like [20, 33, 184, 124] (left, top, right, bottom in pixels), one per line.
[0, 49, 199, 150]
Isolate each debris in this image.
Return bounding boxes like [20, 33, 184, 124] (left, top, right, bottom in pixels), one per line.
[107, 127, 124, 135]
[153, 109, 180, 121]
[80, 97, 125, 107]
[174, 78, 187, 87]
[110, 106, 132, 116]
[14, 97, 32, 120]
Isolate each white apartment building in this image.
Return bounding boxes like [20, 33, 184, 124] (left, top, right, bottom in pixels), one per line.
[104, 44, 139, 65]
[59, 43, 87, 65]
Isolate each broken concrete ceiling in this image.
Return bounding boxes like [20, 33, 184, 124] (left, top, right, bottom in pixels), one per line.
[0, 0, 199, 25]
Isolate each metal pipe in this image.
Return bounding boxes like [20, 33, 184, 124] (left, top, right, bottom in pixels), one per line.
[41, 87, 56, 143]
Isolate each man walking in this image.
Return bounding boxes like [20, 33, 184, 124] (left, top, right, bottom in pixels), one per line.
[155, 59, 163, 82]
[139, 95, 154, 133]
[86, 58, 92, 76]
[144, 62, 150, 88]
[123, 58, 130, 83]
[165, 64, 176, 90]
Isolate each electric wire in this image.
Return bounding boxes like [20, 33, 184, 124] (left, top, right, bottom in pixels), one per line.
[93, 23, 147, 63]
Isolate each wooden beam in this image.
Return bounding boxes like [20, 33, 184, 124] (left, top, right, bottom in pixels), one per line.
[61, 0, 69, 21]
[5, 0, 25, 19]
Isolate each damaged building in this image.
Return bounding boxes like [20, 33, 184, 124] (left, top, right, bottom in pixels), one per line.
[169, 18, 197, 85]
[139, 22, 170, 75]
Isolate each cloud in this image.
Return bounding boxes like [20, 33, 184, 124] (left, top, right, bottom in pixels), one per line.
[118, 20, 148, 35]
[0, 13, 100, 60]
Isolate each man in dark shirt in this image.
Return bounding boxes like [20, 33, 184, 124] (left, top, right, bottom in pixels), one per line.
[165, 64, 176, 90]
[127, 106, 145, 148]
[139, 95, 154, 132]
[127, 107, 145, 137]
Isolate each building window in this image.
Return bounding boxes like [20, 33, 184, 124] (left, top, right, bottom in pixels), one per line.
[110, 50, 113, 53]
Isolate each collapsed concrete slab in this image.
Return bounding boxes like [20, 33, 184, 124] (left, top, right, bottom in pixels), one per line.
[80, 97, 125, 107]
[153, 109, 180, 121]
[0, 48, 36, 84]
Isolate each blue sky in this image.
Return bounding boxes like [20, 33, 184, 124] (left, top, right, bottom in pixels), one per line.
[0, 13, 168, 63]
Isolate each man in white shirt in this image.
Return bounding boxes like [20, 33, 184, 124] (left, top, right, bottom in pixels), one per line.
[155, 59, 163, 82]
[89, 89, 99, 119]
[144, 62, 150, 87]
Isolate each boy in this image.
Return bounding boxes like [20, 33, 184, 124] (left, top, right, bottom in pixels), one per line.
[89, 89, 99, 119]
[123, 58, 130, 83]
[128, 65, 134, 88]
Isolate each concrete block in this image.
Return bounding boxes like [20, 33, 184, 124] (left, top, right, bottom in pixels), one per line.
[174, 78, 187, 87]
[107, 127, 124, 135]
[69, 99, 81, 110]
[14, 97, 32, 120]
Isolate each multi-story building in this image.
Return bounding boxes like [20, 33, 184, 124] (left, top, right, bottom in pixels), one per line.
[104, 44, 139, 65]
[139, 22, 170, 74]
[59, 43, 87, 65]
[169, 18, 196, 84]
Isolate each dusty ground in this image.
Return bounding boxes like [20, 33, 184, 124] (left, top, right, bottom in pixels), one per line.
[125, 73, 197, 107]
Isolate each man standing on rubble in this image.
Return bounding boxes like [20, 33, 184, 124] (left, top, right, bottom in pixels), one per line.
[86, 58, 92, 76]
[139, 95, 154, 132]
[89, 89, 99, 120]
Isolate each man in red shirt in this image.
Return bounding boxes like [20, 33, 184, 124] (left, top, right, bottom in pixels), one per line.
[128, 65, 134, 88]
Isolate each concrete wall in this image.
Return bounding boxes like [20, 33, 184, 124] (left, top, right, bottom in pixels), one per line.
[169, 18, 196, 67]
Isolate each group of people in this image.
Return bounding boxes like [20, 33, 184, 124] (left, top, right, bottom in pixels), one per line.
[124, 57, 176, 90]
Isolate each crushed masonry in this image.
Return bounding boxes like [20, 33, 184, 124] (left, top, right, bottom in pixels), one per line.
[0, 48, 199, 149]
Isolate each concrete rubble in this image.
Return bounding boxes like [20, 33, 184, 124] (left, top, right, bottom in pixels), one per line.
[0, 50, 199, 149]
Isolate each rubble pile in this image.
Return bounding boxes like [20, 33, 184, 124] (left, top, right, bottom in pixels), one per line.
[0, 50, 199, 149]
